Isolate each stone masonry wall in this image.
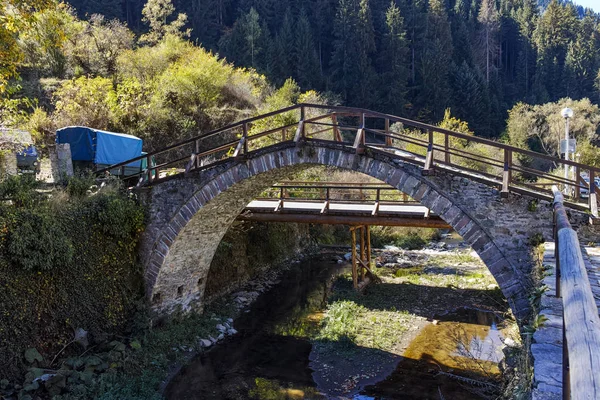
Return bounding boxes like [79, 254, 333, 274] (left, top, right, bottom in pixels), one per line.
[137, 141, 590, 320]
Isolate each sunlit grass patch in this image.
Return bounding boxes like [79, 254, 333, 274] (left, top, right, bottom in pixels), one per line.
[316, 299, 410, 352]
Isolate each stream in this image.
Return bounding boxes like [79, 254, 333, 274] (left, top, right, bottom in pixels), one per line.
[165, 253, 508, 399]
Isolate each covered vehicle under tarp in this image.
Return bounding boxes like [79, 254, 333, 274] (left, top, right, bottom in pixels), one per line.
[56, 126, 144, 174]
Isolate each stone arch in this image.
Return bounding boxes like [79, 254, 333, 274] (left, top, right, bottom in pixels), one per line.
[140, 142, 554, 319]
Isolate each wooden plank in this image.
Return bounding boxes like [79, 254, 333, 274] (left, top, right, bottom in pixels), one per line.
[320, 200, 329, 214]
[273, 199, 283, 212]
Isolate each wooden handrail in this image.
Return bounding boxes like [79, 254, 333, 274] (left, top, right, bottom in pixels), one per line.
[552, 186, 600, 400]
[96, 103, 600, 216]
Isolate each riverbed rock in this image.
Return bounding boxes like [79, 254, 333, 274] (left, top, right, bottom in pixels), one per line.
[217, 334, 225, 341]
[227, 328, 238, 335]
[199, 339, 212, 348]
[216, 324, 226, 332]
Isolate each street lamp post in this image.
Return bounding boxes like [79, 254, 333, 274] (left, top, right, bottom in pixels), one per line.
[561, 107, 574, 195]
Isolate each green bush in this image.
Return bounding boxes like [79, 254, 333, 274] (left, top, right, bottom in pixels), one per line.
[0, 183, 145, 381]
[65, 174, 95, 198]
[3, 208, 74, 271]
[0, 175, 44, 208]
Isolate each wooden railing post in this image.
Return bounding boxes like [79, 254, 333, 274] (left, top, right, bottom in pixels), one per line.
[353, 113, 366, 155]
[590, 170, 598, 218]
[233, 123, 248, 161]
[501, 149, 512, 198]
[195, 139, 201, 168]
[332, 113, 342, 142]
[423, 129, 434, 175]
[243, 122, 249, 155]
[444, 133, 450, 164]
[147, 155, 153, 183]
[294, 106, 306, 145]
[385, 118, 392, 147]
[574, 165, 581, 199]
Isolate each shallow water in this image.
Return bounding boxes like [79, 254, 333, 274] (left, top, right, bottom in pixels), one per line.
[165, 255, 506, 400]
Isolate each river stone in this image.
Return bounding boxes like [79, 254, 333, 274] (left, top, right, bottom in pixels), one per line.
[216, 324, 226, 332]
[199, 339, 212, 348]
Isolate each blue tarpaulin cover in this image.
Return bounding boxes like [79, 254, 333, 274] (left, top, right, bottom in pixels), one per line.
[56, 127, 143, 167]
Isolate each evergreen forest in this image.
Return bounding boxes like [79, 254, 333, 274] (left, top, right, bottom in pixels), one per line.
[62, 0, 600, 138]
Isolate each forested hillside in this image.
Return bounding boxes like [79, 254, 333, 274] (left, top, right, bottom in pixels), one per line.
[59, 0, 600, 137]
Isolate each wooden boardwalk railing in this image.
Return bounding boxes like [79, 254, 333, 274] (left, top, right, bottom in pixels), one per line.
[97, 103, 600, 216]
[552, 186, 600, 399]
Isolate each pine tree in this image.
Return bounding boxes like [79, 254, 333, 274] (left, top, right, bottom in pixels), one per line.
[417, 0, 453, 120]
[242, 7, 262, 68]
[476, 0, 500, 84]
[295, 8, 322, 89]
[218, 7, 264, 69]
[330, 0, 360, 102]
[532, 0, 578, 101]
[270, 8, 295, 85]
[377, 0, 409, 115]
[356, 0, 377, 106]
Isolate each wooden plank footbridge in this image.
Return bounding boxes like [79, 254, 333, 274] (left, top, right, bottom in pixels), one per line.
[97, 104, 600, 398]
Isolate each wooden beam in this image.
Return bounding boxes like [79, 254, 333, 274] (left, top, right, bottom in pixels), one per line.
[320, 200, 329, 214]
[237, 212, 451, 228]
[360, 226, 365, 281]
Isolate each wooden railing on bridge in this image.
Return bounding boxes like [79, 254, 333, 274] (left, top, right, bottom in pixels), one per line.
[552, 186, 600, 399]
[97, 103, 600, 217]
[238, 182, 450, 227]
[258, 181, 417, 212]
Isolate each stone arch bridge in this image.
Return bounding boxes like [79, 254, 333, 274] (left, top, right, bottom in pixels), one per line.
[100, 104, 598, 321]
